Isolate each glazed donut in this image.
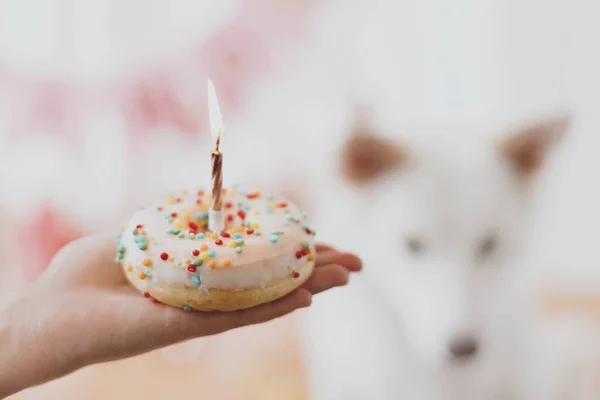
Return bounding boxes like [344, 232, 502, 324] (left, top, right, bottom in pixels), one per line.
[116, 186, 316, 311]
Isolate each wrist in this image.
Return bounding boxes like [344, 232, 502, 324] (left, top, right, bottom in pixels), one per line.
[0, 285, 50, 397]
[0, 293, 24, 397]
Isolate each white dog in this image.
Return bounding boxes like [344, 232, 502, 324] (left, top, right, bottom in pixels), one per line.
[300, 110, 570, 400]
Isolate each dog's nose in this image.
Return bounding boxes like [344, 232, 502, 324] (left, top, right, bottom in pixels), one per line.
[448, 336, 479, 360]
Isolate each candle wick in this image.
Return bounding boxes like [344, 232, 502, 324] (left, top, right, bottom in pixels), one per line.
[215, 129, 221, 152]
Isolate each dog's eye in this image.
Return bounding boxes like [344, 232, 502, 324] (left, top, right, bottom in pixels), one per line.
[406, 237, 425, 255]
[478, 233, 498, 258]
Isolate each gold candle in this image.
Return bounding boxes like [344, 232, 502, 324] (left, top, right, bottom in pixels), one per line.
[208, 79, 225, 232]
[211, 133, 223, 211]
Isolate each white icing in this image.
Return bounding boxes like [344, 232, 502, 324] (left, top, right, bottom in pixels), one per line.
[119, 186, 315, 290]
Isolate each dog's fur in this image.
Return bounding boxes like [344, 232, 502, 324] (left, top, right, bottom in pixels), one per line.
[300, 111, 570, 400]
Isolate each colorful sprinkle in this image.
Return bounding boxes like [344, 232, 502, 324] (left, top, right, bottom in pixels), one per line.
[193, 258, 202, 266]
[199, 252, 210, 261]
[143, 292, 151, 298]
[215, 239, 223, 246]
[192, 249, 200, 257]
[135, 236, 148, 243]
[139, 243, 149, 251]
[222, 259, 232, 267]
[269, 236, 278, 244]
[235, 239, 244, 246]
[228, 241, 237, 248]
[292, 271, 300, 279]
[138, 272, 146, 280]
[184, 305, 192, 312]
[193, 276, 201, 285]
[207, 250, 216, 258]
[200, 243, 209, 251]
[160, 252, 169, 261]
[208, 260, 217, 268]
[195, 212, 208, 221]
[187, 264, 197, 272]
[145, 269, 152, 277]
[221, 231, 231, 238]
[302, 242, 310, 249]
[237, 210, 246, 219]
[233, 233, 242, 239]
[142, 258, 152, 267]
[295, 250, 303, 259]
[177, 232, 185, 239]
[196, 233, 205, 239]
[227, 214, 235, 223]
[235, 247, 243, 254]
[247, 229, 255, 235]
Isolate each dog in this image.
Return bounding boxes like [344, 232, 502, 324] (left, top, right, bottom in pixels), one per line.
[300, 110, 571, 400]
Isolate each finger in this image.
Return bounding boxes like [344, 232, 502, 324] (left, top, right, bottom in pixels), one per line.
[315, 243, 337, 253]
[302, 264, 350, 295]
[316, 251, 363, 272]
[197, 288, 313, 335]
[44, 232, 129, 287]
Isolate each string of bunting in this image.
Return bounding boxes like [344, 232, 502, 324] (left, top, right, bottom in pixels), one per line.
[0, 0, 316, 147]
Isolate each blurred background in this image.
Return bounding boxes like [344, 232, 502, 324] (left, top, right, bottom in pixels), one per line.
[1, 0, 600, 398]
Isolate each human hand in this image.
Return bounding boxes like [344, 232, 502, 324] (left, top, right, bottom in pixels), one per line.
[0, 233, 361, 397]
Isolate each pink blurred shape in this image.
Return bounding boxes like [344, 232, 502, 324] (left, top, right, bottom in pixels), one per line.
[18, 205, 83, 282]
[9, 81, 80, 147]
[121, 73, 203, 139]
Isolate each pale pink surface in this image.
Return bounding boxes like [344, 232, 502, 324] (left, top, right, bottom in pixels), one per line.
[1, 0, 317, 144]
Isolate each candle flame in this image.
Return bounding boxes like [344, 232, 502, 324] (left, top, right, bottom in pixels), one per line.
[207, 79, 223, 145]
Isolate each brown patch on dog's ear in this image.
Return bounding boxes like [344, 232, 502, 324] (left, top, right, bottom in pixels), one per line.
[340, 111, 407, 184]
[499, 114, 570, 176]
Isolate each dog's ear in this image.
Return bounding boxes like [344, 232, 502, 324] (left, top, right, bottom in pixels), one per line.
[499, 113, 570, 176]
[340, 109, 407, 185]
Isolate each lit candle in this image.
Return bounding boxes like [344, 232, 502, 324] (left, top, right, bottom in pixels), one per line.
[207, 79, 224, 232]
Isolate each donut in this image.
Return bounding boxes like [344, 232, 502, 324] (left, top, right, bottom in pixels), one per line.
[116, 186, 316, 311]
